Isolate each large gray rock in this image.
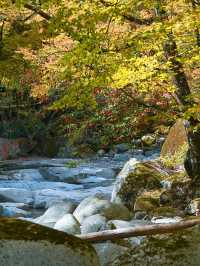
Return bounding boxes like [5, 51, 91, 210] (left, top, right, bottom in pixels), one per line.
[81, 214, 107, 234]
[34, 201, 76, 228]
[54, 214, 81, 235]
[73, 196, 110, 223]
[74, 196, 131, 224]
[0, 218, 100, 266]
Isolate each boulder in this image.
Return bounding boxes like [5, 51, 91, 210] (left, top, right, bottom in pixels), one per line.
[110, 224, 200, 266]
[54, 214, 80, 235]
[34, 201, 76, 228]
[74, 196, 131, 224]
[81, 214, 107, 234]
[73, 196, 110, 224]
[111, 159, 168, 210]
[161, 119, 189, 158]
[0, 218, 100, 266]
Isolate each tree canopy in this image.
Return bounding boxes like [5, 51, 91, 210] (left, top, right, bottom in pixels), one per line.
[0, 0, 200, 147]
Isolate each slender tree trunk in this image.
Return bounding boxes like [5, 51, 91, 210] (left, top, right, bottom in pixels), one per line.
[163, 33, 191, 105]
[163, 33, 200, 180]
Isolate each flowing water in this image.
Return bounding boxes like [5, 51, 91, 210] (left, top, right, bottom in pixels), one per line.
[0, 148, 159, 218]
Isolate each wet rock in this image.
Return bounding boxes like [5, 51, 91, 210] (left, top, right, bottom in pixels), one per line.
[0, 218, 100, 266]
[81, 214, 107, 234]
[1, 206, 29, 218]
[113, 153, 130, 162]
[112, 159, 167, 210]
[54, 213, 81, 235]
[74, 196, 131, 224]
[114, 143, 130, 153]
[34, 201, 76, 228]
[73, 196, 110, 223]
[0, 188, 34, 205]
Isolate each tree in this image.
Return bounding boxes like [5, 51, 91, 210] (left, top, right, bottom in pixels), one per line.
[0, 1, 200, 151]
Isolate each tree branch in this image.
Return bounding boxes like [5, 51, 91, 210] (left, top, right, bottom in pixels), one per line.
[24, 4, 52, 21]
[77, 218, 200, 243]
[123, 14, 154, 25]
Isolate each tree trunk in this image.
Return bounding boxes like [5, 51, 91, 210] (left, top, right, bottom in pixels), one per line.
[163, 33, 191, 105]
[163, 33, 200, 180]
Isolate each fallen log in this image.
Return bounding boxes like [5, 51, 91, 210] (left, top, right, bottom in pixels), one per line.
[77, 218, 200, 243]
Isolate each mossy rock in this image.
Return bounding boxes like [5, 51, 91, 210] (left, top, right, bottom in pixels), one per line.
[110, 224, 200, 266]
[112, 160, 168, 211]
[134, 190, 163, 212]
[152, 206, 183, 217]
[0, 218, 100, 266]
[161, 119, 189, 158]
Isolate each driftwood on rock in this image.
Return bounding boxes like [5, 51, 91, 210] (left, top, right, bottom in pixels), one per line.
[77, 218, 200, 243]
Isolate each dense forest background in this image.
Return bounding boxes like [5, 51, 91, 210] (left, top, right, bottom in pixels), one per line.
[0, 0, 199, 155]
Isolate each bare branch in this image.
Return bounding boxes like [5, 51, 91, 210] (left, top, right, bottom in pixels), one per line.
[77, 218, 200, 243]
[24, 4, 52, 21]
